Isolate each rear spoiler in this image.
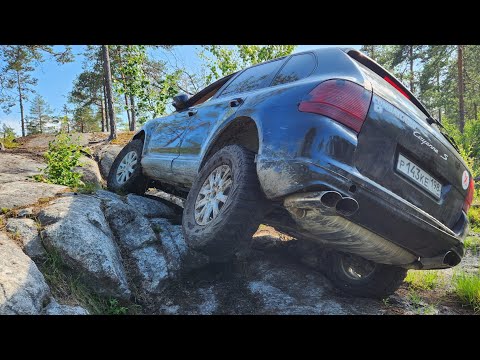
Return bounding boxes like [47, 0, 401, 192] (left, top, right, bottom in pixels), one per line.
[342, 48, 431, 119]
[342, 48, 460, 152]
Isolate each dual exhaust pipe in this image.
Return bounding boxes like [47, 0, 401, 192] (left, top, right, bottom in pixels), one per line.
[318, 191, 359, 216]
[284, 190, 359, 217]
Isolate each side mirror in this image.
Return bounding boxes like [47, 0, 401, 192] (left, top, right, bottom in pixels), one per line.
[172, 93, 189, 111]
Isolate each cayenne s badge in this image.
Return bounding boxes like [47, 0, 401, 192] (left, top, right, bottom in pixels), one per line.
[413, 131, 448, 161]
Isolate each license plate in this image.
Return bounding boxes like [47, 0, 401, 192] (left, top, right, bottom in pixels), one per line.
[396, 153, 442, 199]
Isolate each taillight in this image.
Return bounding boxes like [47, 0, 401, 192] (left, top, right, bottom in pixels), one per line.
[298, 79, 372, 133]
[463, 178, 475, 213]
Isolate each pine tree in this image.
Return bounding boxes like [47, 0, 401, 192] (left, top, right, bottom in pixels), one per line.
[0, 46, 73, 137]
[26, 95, 53, 135]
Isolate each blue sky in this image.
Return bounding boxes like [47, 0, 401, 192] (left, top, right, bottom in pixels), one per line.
[0, 45, 360, 135]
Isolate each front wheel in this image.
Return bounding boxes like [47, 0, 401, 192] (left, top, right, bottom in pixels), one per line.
[182, 145, 267, 261]
[107, 139, 149, 195]
[326, 251, 407, 299]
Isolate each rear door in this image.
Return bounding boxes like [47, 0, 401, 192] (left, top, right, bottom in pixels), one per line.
[351, 57, 470, 229]
[172, 58, 286, 185]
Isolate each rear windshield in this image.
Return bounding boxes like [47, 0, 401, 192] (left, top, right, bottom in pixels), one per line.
[355, 61, 430, 124]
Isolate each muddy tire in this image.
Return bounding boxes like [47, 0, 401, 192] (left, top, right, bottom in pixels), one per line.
[326, 251, 407, 299]
[107, 139, 149, 195]
[182, 145, 267, 261]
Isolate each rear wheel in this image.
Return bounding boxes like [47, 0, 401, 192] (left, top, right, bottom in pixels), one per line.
[107, 139, 149, 195]
[326, 251, 407, 298]
[182, 145, 267, 261]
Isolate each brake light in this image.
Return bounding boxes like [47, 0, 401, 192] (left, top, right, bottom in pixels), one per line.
[383, 76, 410, 100]
[463, 178, 475, 213]
[299, 79, 372, 133]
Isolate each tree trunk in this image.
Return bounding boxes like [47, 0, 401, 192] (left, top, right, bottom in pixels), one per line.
[458, 45, 465, 133]
[117, 47, 132, 131]
[100, 99, 106, 132]
[124, 92, 131, 129]
[129, 94, 136, 131]
[436, 70, 441, 122]
[16, 71, 25, 137]
[103, 80, 109, 132]
[409, 46, 414, 93]
[102, 45, 116, 140]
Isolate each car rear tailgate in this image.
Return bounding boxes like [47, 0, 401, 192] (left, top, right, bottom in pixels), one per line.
[350, 58, 470, 230]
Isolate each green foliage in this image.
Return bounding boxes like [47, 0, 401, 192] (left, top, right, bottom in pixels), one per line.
[72, 106, 100, 133]
[113, 45, 181, 125]
[464, 236, 480, 254]
[0, 123, 17, 148]
[75, 182, 101, 195]
[468, 206, 480, 233]
[452, 271, 480, 312]
[0, 46, 73, 136]
[200, 45, 297, 83]
[26, 94, 55, 135]
[35, 133, 83, 187]
[104, 299, 129, 315]
[405, 270, 443, 290]
[152, 224, 163, 234]
[442, 116, 480, 181]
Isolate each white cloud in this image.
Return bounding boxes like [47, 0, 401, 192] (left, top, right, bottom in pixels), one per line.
[0, 115, 23, 137]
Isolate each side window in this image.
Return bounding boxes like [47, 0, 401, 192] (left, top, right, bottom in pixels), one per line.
[219, 59, 283, 96]
[271, 53, 316, 86]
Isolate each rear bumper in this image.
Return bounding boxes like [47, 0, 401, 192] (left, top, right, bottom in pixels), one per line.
[257, 157, 466, 267]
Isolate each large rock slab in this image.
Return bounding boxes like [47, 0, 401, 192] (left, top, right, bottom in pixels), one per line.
[150, 218, 208, 273]
[6, 218, 45, 258]
[95, 189, 123, 204]
[75, 155, 103, 186]
[0, 181, 67, 210]
[96, 145, 122, 179]
[131, 246, 169, 294]
[0, 232, 50, 315]
[247, 258, 382, 315]
[104, 199, 158, 250]
[126, 194, 175, 218]
[43, 299, 89, 315]
[38, 195, 131, 299]
[0, 153, 45, 184]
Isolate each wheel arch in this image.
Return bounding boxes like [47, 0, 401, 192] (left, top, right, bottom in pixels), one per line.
[132, 130, 145, 142]
[199, 116, 263, 169]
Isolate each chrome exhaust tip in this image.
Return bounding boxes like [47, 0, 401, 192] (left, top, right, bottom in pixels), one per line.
[336, 197, 359, 216]
[443, 251, 461, 267]
[319, 191, 343, 208]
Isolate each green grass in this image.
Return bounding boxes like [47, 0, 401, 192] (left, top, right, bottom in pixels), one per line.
[407, 291, 438, 315]
[405, 270, 443, 290]
[464, 236, 480, 254]
[39, 248, 141, 315]
[452, 271, 480, 312]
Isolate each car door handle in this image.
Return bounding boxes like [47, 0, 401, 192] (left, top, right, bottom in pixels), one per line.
[187, 109, 197, 117]
[229, 98, 244, 107]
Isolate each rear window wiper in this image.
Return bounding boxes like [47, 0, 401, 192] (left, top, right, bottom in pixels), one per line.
[427, 116, 460, 152]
